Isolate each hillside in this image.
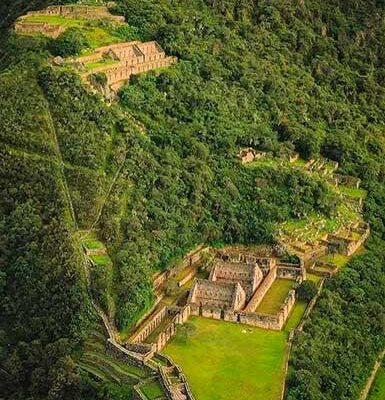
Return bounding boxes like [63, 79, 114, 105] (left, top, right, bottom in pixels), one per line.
[2, 1, 385, 400]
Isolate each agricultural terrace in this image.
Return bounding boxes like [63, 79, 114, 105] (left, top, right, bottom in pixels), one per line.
[164, 303, 306, 400]
[21, 14, 131, 48]
[77, 322, 168, 399]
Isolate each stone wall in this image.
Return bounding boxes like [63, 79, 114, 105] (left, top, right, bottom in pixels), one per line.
[158, 354, 195, 400]
[333, 173, 361, 188]
[188, 279, 246, 311]
[152, 306, 191, 352]
[106, 339, 155, 368]
[277, 263, 305, 281]
[244, 265, 277, 312]
[153, 245, 210, 291]
[209, 261, 263, 299]
[27, 5, 125, 23]
[129, 305, 191, 353]
[15, 22, 65, 38]
[131, 306, 168, 344]
[327, 222, 370, 256]
[240, 289, 296, 330]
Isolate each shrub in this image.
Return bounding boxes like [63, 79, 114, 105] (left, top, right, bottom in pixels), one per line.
[297, 281, 318, 302]
[48, 27, 89, 57]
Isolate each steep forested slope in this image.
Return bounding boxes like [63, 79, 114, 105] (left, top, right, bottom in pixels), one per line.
[2, 1, 385, 399]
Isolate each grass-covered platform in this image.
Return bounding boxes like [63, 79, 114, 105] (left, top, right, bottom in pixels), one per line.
[256, 279, 294, 314]
[22, 14, 126, 48]
[163, 304, 306, 400]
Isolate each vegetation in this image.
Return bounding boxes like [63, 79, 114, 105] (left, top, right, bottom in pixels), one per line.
[297, 281, 318, 303]
[49, 27, 90, 57]
[164, 307, 305, 400]
[256, 279, 294, 314]
[2, 0, 385, 399]
[368, 364, 385, 400]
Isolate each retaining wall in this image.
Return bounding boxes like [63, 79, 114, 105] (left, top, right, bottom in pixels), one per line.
[244, 265, 277, 312]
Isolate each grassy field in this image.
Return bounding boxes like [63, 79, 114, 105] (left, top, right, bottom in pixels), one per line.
[339, 185, 367, 199]
[85, 59, 119, 70]
[23, 15, 123, 48]
[256, 279, 294, 314]
[368, 366, 385, 400]
[82, 231, 105, 249]
[163, 303, 306, 400]
[90, 254, 112, 266]
[140, 381, 165, 399]
[306, 273, 322, 284]
[318, 253, 350, 268]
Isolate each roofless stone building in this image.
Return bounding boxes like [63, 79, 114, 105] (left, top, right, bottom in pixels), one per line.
[76, 41, 177, 92]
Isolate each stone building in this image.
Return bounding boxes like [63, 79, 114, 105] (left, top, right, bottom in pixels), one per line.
[327, 222, 370, 256]
[238, 148, 266, 164]
[76, 41, 177, 92]
[209, 260, 263, 299]
[188, 279, 246, 313]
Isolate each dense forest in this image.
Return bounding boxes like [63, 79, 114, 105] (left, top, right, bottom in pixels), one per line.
[2, 0, 385, 399]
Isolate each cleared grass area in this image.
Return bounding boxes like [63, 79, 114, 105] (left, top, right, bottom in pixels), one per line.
[256, 279, 294, 314]
[140, 381, 165, 399]
[369, 366, 385, 400]
[85, 59, 119, 70]
[81, 231, 105, 250]
[339, 185, 367, 199]
[90, 254, 112, 266]
[285, 301, 307, 331]
[22, 15, 123, 48]
[163, 303, 306, 400]
[306, 273, 322, 284]
[247, 157, 279, 169]
[24, 15, 85, 26]
[318, 253, 350, 268]
[293, 158, 307, 167]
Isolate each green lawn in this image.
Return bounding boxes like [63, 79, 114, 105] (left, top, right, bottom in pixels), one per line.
[90, 254, 112, 266]
[256, 279, 294, 314]
[293, 158, 307, 167]
[247, 157, 279, 169]
[24, 15, 86, 26]
[163, 304, 306, 400]
[339, 185, 367, 199]
[140, 381, 165, 399]
[306, 273, 322, 284]
[318, 253, 350, 268]
[369, 366, 385, 400]
[85, 59, 119, 70]
[81, 231, 105, 249]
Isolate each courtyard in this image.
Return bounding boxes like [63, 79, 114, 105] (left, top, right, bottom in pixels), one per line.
[163, 303, 306, 400]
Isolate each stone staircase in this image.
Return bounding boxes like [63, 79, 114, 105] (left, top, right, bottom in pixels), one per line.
[154, 354, 195, 400]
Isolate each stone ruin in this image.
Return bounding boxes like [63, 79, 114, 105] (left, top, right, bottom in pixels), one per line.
[15, 5, 125, 38]
[209, 259, 263, 299]
[186, 249, 305, 330]
[130, 305, 191, 354]
[76, 41, 177, 93]
[124, 246, 306, 368]
[238, 147, 266, 164]
[15, 22, 66, 38]
[188, 279, 247, 316]
[326, 221, 370, 257]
